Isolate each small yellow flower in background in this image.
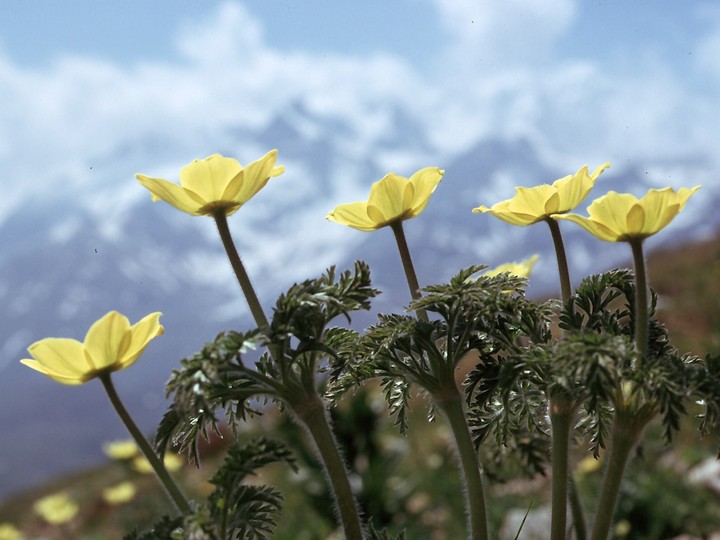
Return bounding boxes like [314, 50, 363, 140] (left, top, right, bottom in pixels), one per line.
[614, 519, 632, 537]
[482, 254, 539, 279]
[132, 453, 183, 474]
[575, 454, 602, 476]
[554, 186, 700, 242]
[327, 167, 444, 231]
[21, 312, 163, 385]
[103, 439, 139, 460]
[0, 523, 22, 540]
[102, 482, 137, 505]
[472, 163, 610, 226]
[136, 150, 284, 217]
[33, 492, 79, 525]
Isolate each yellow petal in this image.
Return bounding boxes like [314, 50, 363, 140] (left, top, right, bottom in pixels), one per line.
[586, 192, 638, 238]
[366, 174, 414, 224]
[590, 162, 611, 181]
[553, 165, 598, 212]
[136, 174, 206, 215]
[625, 203, 645, 234]
[179, 154, 241, 202]
[475, 163, 610, 227]
[20, 358, 86, 385]
[554, 213, 621, 242]
[473, 201, 540, 226]
[223, 149, 282, 209]
[84, 311, 132, 370]
[327, 202, 377, 231]
[408, 167, 444, 217]
[639, 186, 701, 236]
[507, 185, 558, 218]
[483, 254, 539, 278]
[118, 312, 164, 370]
[23, 338, 89, 383]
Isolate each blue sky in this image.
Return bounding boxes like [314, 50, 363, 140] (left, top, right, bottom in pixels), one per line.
[0, 1, 718, 212]
[1, 1, 711, 76]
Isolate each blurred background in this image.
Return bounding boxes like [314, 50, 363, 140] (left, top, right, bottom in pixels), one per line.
[0, 0, 719, 520]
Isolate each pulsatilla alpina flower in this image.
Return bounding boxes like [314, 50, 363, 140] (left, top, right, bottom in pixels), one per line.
[483, 254, 539, 279]
[554, 186, 700, 242]
[33, 492, 79, 525]
[136, 150, 284, 217]
[472, 163, 610, 225]
[327, 167, 444, 231]
[21, 311, 163, 385]
[102, 482, 137, 505]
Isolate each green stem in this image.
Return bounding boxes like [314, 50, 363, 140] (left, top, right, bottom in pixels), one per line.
[390, 221, 429, 322]
[435, 386, 489, 540]
[546, 218, 587, 540]
[569, 474, 588, 540]
[549, 393, 573, 540]
[590, 411, 648, 540]
[546, 218, 572, 304]
[215, 213, 360, 537]
[99, 373, 191, 514]
[213, 210, 269, 328]
[290, 393, 365, 540]
[629, 239, 649, 360]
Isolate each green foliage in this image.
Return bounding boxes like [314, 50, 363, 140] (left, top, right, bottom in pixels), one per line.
[354, 267, 554, 431]
[156, 262, 378, 462]
[127, 438, 296, 540]
[206, 438, 297, 539]
[124, 516, 184, 540]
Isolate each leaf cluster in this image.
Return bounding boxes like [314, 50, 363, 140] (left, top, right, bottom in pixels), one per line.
[156, 261, 378, 462]
[347, 267, 554, 437]
[125, 438, 296, 540]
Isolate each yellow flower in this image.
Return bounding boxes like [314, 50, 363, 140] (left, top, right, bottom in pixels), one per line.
[327, 167, 444, 231]
[472, 163, 610, 226]
[33, 492, 79, 525]
[102, 482, 137, 505]
[482, 254, 539, 279]
[0, 523, 22, 540]
[21, 311, 163, 385]
[136, 150, 284, 217]
[132, 453, 183, 474]
[554, 186, 700, 242]
[575, 455, 602, 476]
[103, 439, 139, 460]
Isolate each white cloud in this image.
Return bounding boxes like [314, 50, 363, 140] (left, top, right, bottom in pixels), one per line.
[430, 0, 577, 72]
[0, 0, 717, 227]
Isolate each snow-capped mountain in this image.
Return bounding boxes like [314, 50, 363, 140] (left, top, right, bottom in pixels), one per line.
[0, 101, 716, 500]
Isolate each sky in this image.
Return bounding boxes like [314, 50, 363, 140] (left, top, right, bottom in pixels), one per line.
[0, 0, 718, 192]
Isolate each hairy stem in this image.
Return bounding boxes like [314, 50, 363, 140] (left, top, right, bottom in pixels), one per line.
[546, 219, 572, 304]
[390, 221, 428, 322]
[546, 218, 586, 540]
[590, 410, 649, 540]
[629, 239, 649, 360]
[549, 393, 573, 540]
[100, 373, 191, 514]
[214, 210, 269, 328]
[435, 386, 489, 540]
[291, 392, 365, 540]
[215, 212, 361, 537]
[569, 475, 588, 540]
